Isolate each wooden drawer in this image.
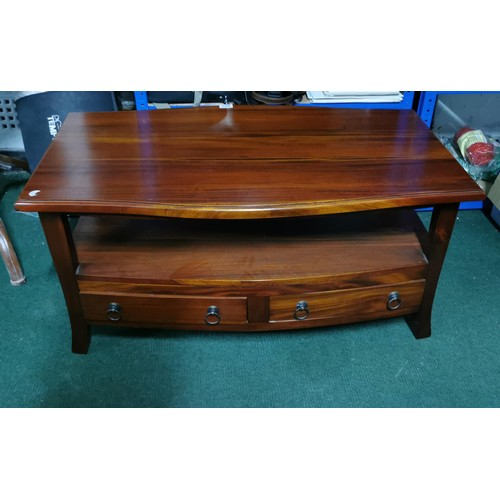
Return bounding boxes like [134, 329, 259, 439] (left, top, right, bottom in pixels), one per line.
[80, 292, 248, 326]
[269, 280, 425, 324]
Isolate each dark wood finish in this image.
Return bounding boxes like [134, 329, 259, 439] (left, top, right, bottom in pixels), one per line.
[77, 277, 422, 296]
[0, 217, 26, 285]
[14, 107, 486, 352]
[74, 209, 429, 334]
[84, 311, 423, 333]
[247, 296, 270, 323]
[73, 210, 428, 287]
[79, 281, 424, 331]
[406, 203, 459, 338]
[269, 280, 425, 323]
[39, 214, 90, 353]
[15, 107, 484, 218]
[80, 292, 248, 326]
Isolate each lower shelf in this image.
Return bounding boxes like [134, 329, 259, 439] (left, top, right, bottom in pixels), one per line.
[74, 208, 428, 286]
[73, 208, 429, 332]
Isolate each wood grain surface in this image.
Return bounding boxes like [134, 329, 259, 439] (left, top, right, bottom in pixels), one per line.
[15, 107, 485, 218]
[73, 209, 428, 288]
[80, 292, 248, 325]
[269, 280, 425, 322]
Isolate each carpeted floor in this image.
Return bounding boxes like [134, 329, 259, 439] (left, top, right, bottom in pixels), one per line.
[1, 180, 499, 407]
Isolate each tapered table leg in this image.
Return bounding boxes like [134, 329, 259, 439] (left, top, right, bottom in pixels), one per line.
[0, 217, 26, 286]
[39, 213, 90, 354]
[407, 203, 459, 339]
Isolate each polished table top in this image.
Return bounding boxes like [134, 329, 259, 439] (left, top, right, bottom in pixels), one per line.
[15, 106, 485, 218]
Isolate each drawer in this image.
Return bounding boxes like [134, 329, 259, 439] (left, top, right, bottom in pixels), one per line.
[80, 292, 248, 326]
[269, 280, 425, 323]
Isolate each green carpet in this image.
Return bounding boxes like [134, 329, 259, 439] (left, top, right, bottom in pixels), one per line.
[1, 182, 499, 407]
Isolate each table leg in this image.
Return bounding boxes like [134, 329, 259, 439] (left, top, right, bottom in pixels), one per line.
[406, 203, 459, 339]
[39, 213, 90, 354]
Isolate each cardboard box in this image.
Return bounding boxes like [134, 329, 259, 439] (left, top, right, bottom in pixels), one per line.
[476, 179, 493, 195]
[487, 174, 500, 209]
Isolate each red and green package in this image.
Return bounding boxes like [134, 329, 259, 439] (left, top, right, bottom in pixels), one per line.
[454, 127, 495, 167]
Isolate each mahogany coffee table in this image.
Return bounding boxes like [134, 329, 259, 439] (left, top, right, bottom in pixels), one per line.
[15, 107, 485, 353]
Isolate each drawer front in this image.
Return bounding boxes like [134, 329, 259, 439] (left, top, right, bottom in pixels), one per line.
[80, 292, 248, 326]
[269, 280, 425, 323]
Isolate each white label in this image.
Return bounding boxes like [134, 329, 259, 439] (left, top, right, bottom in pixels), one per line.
[47, 114, 62, 140]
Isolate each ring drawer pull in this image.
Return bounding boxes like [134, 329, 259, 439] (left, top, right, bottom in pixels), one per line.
[205, 305, 221, 326]
[294, 300, 309, 320]
[107, 302, 122, 321]
[387, 291, 401, 310]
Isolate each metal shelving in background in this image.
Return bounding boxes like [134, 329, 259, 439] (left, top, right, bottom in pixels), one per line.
[134, 91, 416, 110]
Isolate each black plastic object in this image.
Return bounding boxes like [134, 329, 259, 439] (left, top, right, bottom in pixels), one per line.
[248, 91, 305, 105]
[15, 91, 117, 171]
[147, 91, 248, 105]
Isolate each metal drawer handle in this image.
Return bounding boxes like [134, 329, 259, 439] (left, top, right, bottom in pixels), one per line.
[107, 302, 122, 321]
[387, 291, 401, 310]
[205, 305, 221, 326]
[294, 300, 309, 320]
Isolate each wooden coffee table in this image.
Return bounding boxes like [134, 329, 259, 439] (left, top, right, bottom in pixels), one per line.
[15, 107, 485, 354]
